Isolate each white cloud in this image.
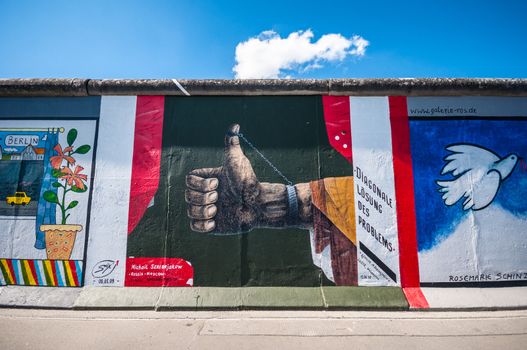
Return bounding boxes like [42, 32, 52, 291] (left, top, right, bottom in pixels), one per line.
[233, 29, 369, 79]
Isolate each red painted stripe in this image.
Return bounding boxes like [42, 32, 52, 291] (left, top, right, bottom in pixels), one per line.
[69, 260, 79, 286]
[321, 96, 352, 163]
[389, 96, 428, 308]
[128, 96, 165, 234]
[388, 96, 424, 296]
[403, 287, 430, 309]
[5, 259, 17, 284]
[27, 260, 39, 286]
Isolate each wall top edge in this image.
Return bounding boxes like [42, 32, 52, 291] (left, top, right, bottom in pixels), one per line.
[0, 78, 526, 97]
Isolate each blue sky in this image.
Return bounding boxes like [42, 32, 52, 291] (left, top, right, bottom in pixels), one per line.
[1, 0, 526, 79]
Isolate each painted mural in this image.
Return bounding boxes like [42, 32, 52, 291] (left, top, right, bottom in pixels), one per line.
[126, 96, 350, 287]
[0, 115, 97, 286]
[183, 123, 360, 285]
[408, 97, 527, 286]
[1, 95, 525, 295]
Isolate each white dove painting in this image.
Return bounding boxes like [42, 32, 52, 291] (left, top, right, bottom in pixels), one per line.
[436, 144, 520, 211]
[408, 107, 527, 286]
[417, 139, 526, 284]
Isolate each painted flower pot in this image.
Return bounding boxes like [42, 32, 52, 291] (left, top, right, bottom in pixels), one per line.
[40, 224, 82, 260]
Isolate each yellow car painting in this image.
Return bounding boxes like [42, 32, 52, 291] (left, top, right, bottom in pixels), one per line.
[6, 192, 31, 206]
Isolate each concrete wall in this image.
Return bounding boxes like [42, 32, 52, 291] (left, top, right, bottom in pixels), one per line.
[0, 79, 526, 307]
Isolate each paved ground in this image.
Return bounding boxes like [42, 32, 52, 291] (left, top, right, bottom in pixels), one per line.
[1, 308, 526, 350]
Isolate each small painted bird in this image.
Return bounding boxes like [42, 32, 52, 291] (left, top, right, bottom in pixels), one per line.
[436, 144, 519, 211]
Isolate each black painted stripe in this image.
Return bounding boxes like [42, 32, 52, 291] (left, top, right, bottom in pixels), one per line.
[421, 280, 527, 288]
[359, 243, 397, 283]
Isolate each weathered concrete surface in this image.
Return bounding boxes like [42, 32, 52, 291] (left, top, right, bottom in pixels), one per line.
[4, 286, 527, 310]
[422, 287, 527, 310]
[0, 286, 81, 308]
[322, 286, 408, 309]
[2, 286, 408, 310]
[329, 78, 527, 96]
[74, 287, 407, 310]
[74, 287, 162, 309]
[0, 78, 88, 96]
[1, 78, 526, 96]
[157, 287, 244, 309]
[155, 287, 325, 310]
[87, 79, 330, 96]
[1, 309, 526, 350]
[239, 287, 324, 309]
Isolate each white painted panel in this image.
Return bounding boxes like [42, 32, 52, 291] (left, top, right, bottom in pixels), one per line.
[350, 97, 400, 286]
[407, 97, 527, 117]
[84, 96, 136, 286]
[421, 287, 527, 309]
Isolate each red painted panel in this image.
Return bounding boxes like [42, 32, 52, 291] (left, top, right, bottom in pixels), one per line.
[128, 96, 165, 234]
[403, 287, 430, 309]
[322, 96, 352, 163]
[125, 257, 194, 287]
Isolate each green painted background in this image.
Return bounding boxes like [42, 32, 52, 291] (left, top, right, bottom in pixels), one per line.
[127, 96, 352, 286]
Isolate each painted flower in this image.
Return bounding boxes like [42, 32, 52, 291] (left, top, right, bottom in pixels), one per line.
[61, 165, 88, 190]
[50, 144, 75, 169]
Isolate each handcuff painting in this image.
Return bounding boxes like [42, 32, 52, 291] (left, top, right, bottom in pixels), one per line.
[184, 123, 362, 286]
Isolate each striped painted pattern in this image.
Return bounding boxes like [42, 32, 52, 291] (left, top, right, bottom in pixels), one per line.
[0, 259, 83, 287]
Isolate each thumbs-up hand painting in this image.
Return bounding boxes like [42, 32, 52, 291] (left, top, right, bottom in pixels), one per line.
[185, 124, 312, 234]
